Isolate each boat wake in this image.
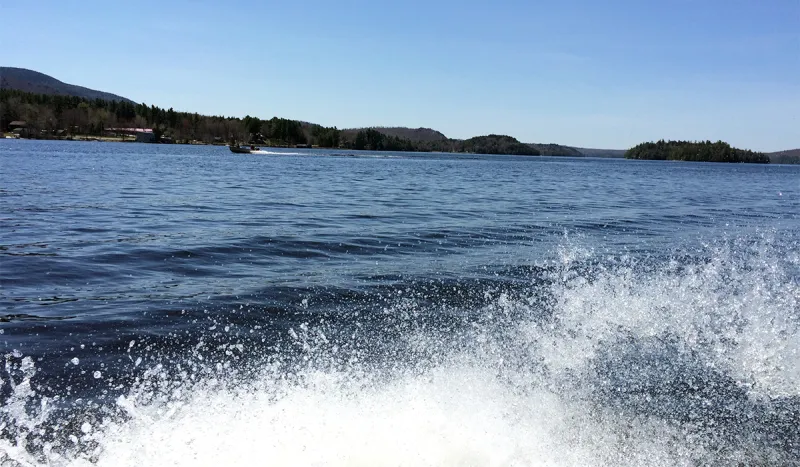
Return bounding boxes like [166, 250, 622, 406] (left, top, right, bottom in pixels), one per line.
[249, 150, 309, 156]
[1, 236, 798, 465]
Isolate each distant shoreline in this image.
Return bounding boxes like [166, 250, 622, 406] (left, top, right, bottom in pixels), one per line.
[5, 137, 800, 164]
[10, 136, 795, 164]
[0, 133, 589, 156]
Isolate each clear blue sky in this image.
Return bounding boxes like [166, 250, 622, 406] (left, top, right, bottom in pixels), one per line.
[2, 0, 798, 151]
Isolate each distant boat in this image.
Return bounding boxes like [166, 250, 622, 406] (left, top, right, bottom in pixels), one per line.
[229, 144, 258, 154]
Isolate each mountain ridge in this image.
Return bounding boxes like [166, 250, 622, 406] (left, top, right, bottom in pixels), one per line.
[0, 67, 135, 103]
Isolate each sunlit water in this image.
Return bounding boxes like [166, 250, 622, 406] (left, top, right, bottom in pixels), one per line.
[1, 140, 799, 466]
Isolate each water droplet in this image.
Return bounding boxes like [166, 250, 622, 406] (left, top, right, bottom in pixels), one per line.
[71, 357, 80, 365]
[93, 371, 102, 379]
[81, 422, 92, 434]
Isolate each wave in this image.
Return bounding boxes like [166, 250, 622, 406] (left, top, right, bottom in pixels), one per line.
[1, 235, 798, 465]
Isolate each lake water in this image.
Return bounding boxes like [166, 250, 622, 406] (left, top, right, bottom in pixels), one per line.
[1, 140, 799, 465]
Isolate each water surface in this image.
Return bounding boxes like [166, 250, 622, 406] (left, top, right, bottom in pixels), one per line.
[1, 140, 799, 465]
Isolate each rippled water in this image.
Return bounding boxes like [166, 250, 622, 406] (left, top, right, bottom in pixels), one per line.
[1, 140, 799, 465]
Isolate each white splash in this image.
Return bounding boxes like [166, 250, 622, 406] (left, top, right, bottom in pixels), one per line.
[1, 236, 797, 466]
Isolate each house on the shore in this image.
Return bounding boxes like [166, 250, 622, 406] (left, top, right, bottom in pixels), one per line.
[9, 121, 29, 138]
[105, 127, 156, 143]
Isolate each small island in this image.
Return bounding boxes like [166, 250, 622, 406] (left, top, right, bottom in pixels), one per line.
[625, 140, 769, 163]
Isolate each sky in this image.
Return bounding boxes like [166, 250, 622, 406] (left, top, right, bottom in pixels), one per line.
[1, 0, 798, 151]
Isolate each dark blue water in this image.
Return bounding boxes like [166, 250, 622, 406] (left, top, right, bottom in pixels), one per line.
[1, 140, 799, 465]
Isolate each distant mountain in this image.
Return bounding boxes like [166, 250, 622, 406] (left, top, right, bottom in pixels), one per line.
[768, 149, 800, 164]
[0, 67, 135, 103]
[574, 147, 627, 158]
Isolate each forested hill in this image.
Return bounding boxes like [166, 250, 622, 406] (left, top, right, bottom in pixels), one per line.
[461, 135, 540, 155]
[339, 127, 452, 150]
[0, 67, 135, 103]
[528, 143, 582, 156]
[344, 127, 579, 156]
[626, 140, 769, 163]
[365, 127, 448, 142]
[333, 129, 540, 155]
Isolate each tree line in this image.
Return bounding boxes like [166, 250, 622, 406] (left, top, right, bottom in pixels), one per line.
[3, 88, 566, 157]
[0, 89, 332, 146]
[1, 89, 249, 143]
[0, 89, 404, 148]
[625, 140, 769, 163]
[2, 89, 777, 162]
[0, 89, 540, 154]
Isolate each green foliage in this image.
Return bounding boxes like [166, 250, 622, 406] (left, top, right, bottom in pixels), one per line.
[310, 125, 340, 148]
[243, 115, 262, 136]
[263, 117, 306, 145]
[625, 140, 769, 163]
[342, 128, 417, 152]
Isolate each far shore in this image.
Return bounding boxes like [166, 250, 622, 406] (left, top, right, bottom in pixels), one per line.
[4, 134, 798, 164]
[4, 134, 228, 146]
[1, 135, 391, 151]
